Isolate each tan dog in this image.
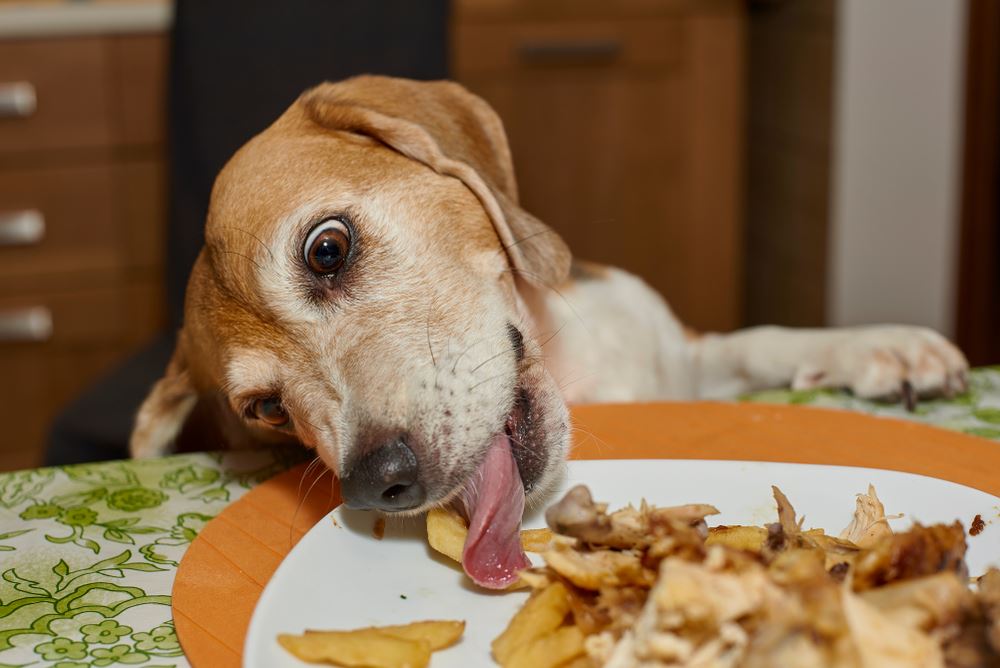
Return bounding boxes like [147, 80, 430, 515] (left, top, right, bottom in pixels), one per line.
[130, 76, 967, 587]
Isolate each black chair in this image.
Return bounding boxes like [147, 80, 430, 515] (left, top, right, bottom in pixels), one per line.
[45, 0, 449, 464]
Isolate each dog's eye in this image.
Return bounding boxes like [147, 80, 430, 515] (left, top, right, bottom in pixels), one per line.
[304, 218, 350, 275]
[251, 397, 289, 427]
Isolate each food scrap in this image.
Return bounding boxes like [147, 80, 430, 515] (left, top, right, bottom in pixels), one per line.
[492, 484, 1000, 668]
[278, 620, 464, 668]
[972, 514, 986, 536]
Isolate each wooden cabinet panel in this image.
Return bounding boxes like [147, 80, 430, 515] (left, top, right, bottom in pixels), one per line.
[0, 37, 113, 156]
[0, 158, 166, 288]
[454, 18, 682, 75]
[454, 0, 731, 21]
[0, 31, 169, 470]
[0, 281, 164, 458]
[110, 33, 168, 147]
[115, 158, 167, 271]
[453, 3, 745, 330]
[0, 162, 119, 281]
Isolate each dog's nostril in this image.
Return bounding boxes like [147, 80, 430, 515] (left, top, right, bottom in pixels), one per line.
[382, 484, 408, 501]
[507, 323, 525, 362]
[340, 439, 426, 512]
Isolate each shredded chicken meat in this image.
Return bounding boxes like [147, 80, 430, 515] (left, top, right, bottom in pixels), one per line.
[527, 484, 999, 668]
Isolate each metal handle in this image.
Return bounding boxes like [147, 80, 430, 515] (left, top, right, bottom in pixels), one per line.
[0, 210, 44, 246]
[517, 39, 622, 65]
[0, 306, 52, 343]
[0, 82, 37, 119]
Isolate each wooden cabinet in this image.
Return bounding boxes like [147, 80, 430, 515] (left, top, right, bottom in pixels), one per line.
[0, 34, 168, 470]
[452, 0, 745, 331]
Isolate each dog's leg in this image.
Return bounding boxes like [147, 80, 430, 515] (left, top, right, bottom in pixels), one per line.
[690, 325, 969, 402]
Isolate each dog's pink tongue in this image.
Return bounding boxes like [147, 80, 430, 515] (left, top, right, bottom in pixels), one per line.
[460, 434, 530, 589]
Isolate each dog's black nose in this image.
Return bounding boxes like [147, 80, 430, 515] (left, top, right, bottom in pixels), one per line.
[340, 439, 425, 511]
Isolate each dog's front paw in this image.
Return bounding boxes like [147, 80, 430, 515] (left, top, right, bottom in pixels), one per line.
[792, 326, 969, 406]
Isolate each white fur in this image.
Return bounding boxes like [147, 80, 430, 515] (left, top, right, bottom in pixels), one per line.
[535, 268, 968, 404]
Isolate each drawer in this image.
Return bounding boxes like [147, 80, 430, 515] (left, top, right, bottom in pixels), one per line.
[0, 281, 164, 348]
[0, 281, 164, 460]
[452, 18, 683, 76]
[0, 37, 113, 155]
[0, 160, 166, 284]
[453, 0, 699, 21]
[0, 343, 125, 458]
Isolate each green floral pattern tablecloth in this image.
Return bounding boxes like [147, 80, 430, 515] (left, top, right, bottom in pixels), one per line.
[1, 366, 998, 667]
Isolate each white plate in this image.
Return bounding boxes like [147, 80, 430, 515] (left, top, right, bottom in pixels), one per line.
[244, 460, 1000, 667]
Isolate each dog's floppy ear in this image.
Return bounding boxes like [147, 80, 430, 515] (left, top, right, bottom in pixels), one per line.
[299, 76, 571, 287]
[130, 337, 197, 459]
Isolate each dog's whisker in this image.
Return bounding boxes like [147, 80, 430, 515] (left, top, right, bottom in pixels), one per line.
[501, 267, 592, 338]
[567, 428, 612, 457]
[425, 296, 437, 368]
[450, 333, 507, 374]
[537, 322, 568, 349]
[216, 224, 277, 263]
[469, 347, 510, 374]
[294, 413, 329, 434]
[556, 369, 598, 394]
[469, 368, 518, 391]
[289, 465, 331, 549]
[291, 456, 324, 545]
[566, 420, 612, 453]
[495, 229, 556, 259]
[216, 249, 266, 273]
[298, 456, 322, 490]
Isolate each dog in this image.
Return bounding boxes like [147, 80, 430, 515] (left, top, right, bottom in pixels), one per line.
[129, 76, 968, 587]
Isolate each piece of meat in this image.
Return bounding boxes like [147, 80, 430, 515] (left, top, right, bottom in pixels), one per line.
[839, 484, 896, 548]
[542, 542, 653, 590]
[979, 569, 1000, 653]
[860, 572, 973, 632]
[852, 522, 968, 591]
[538, 485, 988, 668]
[545, 484, 718, 551]
[616, 550, 776, 667]
[841, 587, 946, 667]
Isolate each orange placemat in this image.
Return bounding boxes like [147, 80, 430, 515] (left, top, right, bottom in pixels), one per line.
[172, 402, 1000, 666]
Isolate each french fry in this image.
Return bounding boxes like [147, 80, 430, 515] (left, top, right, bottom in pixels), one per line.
[542, 543, 648, 590]
[427, 508, 556, 564]
[520, 527, 555, 553]
[278, 629, 431, 668]
[491, 582, 571, 664]
[426, 508, 467, 563]
[305, 620, 465, 652]
[706, 525, 768, 552]
[504, 625, 586, 668]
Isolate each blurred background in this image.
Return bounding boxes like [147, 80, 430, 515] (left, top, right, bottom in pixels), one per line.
[0, 0, 996, 471]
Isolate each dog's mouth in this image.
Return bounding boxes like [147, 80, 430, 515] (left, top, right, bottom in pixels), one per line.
[455, 387, 546, 589]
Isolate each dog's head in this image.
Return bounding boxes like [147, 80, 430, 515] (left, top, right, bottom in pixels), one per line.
[132, 76, 572, 524]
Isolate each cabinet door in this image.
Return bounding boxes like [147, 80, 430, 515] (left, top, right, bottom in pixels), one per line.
[454, 6, 744, 331]
[0, 281, 164, 465]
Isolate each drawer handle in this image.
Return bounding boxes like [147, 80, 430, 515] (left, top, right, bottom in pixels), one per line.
[0, 82, 37, 119]
[0, 210, 44, 246]
[517, 39, 622, 65]
[0, 306, 52, 344]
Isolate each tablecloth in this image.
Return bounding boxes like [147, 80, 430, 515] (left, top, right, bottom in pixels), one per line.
[1, 366, 998, 667]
